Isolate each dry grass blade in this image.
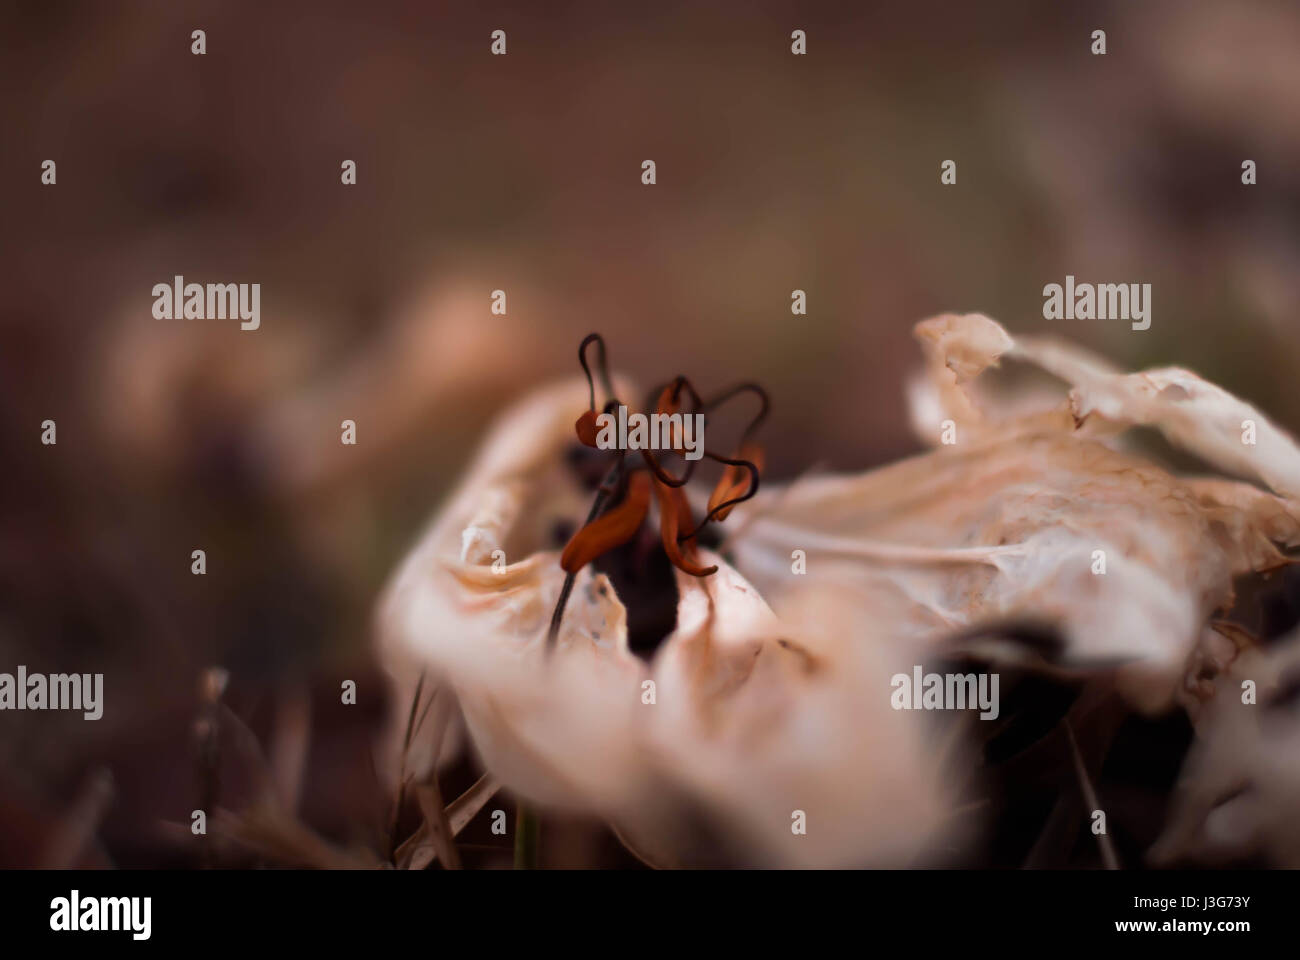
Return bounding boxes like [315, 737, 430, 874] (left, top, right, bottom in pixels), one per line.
[388, 673, 433, 856]
[268, 680, 311, 815]
[413, 779, 461, 870]
[1064, 720, 1120, 869]
[399, 676, 464, 869]
[397, 773, 501, 870]
[445, 773, 501, 834]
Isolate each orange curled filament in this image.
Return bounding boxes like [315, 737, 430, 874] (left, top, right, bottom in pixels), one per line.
[560, 471, 652, 573]
[654, 481, 718, 578]
[707, 442, 764, 522]
[574, 409, 601, 447]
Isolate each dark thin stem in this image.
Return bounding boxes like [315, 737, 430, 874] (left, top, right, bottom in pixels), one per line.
[645, 375, 702, 415]
[547, 460, 623, 651]
[702, 382, 769, 444]
[547, 574, 579, 652]
[640, 448, 699, 487]
[578, 334, 613, 410]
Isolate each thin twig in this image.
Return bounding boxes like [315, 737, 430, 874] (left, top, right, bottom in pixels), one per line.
[547, 461, 623, 650]
[388, 673, 431, 857]
[396, 773, 500, 869]
[414, 779, 462, 870]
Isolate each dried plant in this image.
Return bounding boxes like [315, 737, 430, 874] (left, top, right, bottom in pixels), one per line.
[375, 313, 1300, 867]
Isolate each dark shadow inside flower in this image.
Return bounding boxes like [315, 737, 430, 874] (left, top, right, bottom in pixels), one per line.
[554, 443, 735, 659]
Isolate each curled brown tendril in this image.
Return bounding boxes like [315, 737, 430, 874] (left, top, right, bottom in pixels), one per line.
[681, 448, 762, 539]
[548, 334, 768, 650]
[578, 333, 614, 411]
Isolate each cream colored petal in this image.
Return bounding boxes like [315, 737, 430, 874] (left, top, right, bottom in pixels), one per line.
[377, 314, 1300, 866]
[735, 441, 1229, 712]
[733, 313, 1300, 713]
[377, 377, 652, 811]
[645, 570, 954, 867]
[1015, 345, 1300, 500]
[379, 378, 952, 866]
[917, 311, 1300, 499]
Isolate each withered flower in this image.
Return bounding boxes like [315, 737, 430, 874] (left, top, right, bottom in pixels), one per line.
[377, 344, 950, 867]
[377, 313, 1300, 867]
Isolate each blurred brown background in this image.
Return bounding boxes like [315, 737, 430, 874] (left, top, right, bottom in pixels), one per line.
[2, 0, 1298, 866]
